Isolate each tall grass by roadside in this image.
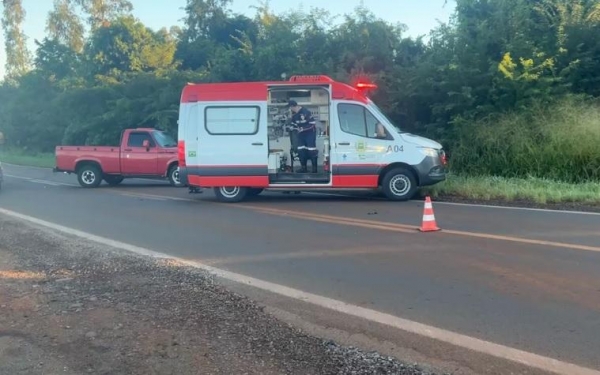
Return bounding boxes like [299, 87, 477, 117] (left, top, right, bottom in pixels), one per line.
[421, 174, 600, 205]
[448, 95, 600, 183]
[0, 148, 55, 168]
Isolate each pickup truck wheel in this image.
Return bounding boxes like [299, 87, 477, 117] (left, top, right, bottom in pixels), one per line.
[381, 167, 417, 201]
[104, 176, 124, 186]
[167, 165, 183, 187]
[77, 164, 103, 188]
[213, 186, 248, 203]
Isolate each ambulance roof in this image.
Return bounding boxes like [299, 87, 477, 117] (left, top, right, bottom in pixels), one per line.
[180, 75, 375, 104]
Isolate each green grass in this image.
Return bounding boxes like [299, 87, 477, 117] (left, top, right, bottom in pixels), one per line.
[428, 95, 600, 206]
[0, 149, 55, 168]
[449, 95, 600, 183]
[421, 173, 600, 205]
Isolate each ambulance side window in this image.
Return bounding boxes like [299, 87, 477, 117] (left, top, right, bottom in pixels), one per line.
[204, 106, 260, 135]
[337, 103, 393, 140]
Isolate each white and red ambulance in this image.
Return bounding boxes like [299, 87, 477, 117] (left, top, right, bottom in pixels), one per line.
[176, 75, 447, 202]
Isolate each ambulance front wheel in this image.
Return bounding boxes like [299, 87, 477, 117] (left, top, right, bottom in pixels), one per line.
[213, 186, 248, 203]
[381, 167, 418, 201]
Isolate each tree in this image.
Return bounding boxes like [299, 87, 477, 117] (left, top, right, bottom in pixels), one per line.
[247, 5, 302, 80]
[34, 38, 82, 80]
[180, 0, 233, 41]
[330, 5, 406, 75]
[74, 0, 133, 30]
[175, 0, 236, 71]
[1, 0, 32, 81]
[84, 16, 177, 78]
[46, 0, 86, 52]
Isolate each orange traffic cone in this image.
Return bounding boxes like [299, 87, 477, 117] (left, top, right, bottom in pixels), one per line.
[419, 196, 441, 232]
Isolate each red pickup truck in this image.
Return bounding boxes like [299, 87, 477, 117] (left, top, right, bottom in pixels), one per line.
[54, 128, 182, 188]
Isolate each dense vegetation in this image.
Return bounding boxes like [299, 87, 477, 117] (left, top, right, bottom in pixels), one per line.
[1, 0, 600, 184]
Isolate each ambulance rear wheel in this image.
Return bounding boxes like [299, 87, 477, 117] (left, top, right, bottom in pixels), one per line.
[214, 186, 248, 203]
[381, 167, 417, 201]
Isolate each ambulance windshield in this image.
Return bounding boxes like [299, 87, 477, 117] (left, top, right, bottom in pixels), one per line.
[368, 100, 404, 133]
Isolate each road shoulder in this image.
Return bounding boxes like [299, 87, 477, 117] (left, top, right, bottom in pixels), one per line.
[0, 213, 440, 375]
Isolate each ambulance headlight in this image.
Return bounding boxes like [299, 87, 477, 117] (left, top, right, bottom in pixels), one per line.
[418, 147, 439, 157]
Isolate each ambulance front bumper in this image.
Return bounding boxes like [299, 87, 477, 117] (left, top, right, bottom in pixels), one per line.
[414, 152, 447, 187]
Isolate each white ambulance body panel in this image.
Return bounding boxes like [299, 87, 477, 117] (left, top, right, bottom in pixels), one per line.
[177, 76, 447, 203]
[330, 99, 440, 171]
[181, 101, 269, 171]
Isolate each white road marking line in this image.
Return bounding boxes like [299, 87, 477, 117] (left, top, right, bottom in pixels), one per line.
[5, 174, 77, 187]
[0, 207, 597, 375]
[4, 174, 32, 180]
[2, 163, 51, 170]
[29, 179, 64, 186]
[299, 191, 600, 216]
[427, 200, 600, 216]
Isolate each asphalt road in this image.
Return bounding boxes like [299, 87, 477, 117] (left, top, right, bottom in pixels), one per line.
[2, 163, 600, 374]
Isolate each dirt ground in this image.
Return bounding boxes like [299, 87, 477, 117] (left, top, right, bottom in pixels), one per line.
[0, 214, 444, 375]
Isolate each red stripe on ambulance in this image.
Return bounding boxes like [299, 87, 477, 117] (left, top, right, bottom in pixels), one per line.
[332, 176, 379, 188]
[188, 175, 269, 187]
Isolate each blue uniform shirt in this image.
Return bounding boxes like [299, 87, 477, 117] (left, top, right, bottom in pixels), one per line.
[291, 107, 316, 132]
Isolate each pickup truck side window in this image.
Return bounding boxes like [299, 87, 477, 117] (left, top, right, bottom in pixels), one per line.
[338, 103, 393, 140]
[204, 106, 260, 135]
[128, 132, 155, 147]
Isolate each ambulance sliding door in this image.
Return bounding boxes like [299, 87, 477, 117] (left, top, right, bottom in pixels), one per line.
[197, 102, 269, 186]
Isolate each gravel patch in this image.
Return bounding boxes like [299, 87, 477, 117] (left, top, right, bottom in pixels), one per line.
[0, 214, 448, 375]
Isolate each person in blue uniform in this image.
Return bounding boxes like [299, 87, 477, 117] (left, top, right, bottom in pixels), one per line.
[287, 100, 318, 173]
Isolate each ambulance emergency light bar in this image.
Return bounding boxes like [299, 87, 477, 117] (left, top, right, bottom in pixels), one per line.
[288, 75, 378, 91]
[288, 75, 334, 82]
[355, 82, 378, 89]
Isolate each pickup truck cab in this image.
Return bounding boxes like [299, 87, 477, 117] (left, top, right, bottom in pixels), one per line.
[54, 128, 182, 188]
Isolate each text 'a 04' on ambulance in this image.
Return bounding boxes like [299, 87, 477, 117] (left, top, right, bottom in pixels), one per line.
[176, 75, 448, 203]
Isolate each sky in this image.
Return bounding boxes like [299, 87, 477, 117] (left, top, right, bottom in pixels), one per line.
[0, 0, 456, 79]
